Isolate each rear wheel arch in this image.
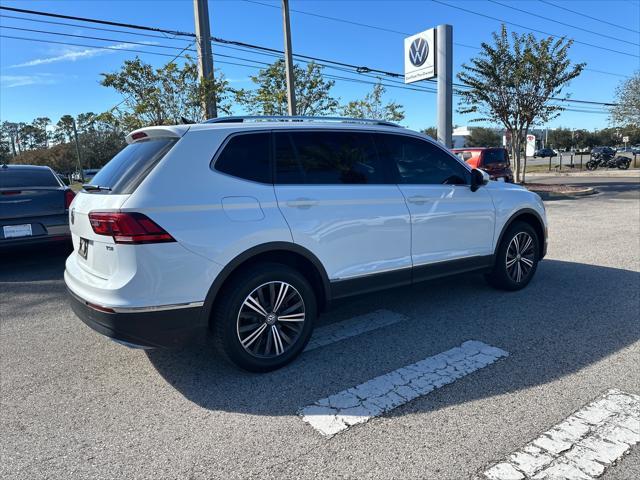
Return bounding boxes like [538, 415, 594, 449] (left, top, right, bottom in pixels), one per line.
[495, 209, 546, 260]
[202, 242, 331, 326]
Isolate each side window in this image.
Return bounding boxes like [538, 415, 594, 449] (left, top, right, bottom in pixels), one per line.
[274, 131, 386, 184]
[214, 133, 271, 183]
[380, 134, 470, 185]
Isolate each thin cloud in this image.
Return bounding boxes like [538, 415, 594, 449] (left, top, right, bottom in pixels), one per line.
[0, 74, 59, 88]
[10, 42, 155, 68]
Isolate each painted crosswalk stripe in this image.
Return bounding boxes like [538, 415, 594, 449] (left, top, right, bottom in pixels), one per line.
[300, 340, 509, 436]
[304, 309, 408, 352]
[481, 389, 640, 480]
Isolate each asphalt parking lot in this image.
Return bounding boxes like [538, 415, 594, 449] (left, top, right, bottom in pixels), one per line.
[1, 177, 638, 480]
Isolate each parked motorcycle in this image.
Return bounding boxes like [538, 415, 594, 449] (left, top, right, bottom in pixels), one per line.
[586, 152, 631, 171]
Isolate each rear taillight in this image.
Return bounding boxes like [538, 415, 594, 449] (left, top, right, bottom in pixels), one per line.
[64, 190, 75, 209]
[88, 212, 175, 244]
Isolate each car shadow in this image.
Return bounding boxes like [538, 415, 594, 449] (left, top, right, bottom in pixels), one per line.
[0, 243, 71, 283]
[146, 259, 640, 416]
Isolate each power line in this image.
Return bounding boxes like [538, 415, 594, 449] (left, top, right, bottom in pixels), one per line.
[487, 0, 639, 47]
[0, 6, 630, 78]
[0, 5, 620, 107]
[538, 0, 640, 35]
[430, 0, 639, 58]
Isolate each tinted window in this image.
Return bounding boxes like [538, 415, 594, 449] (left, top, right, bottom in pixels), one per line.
[88, 138, 176, 194]
[215, 133, 271, 183]
[379, 134, 470, 185]
[0, 168, 60, 188]
[483, 149, 508, 165]
[275, 131, 385, 184]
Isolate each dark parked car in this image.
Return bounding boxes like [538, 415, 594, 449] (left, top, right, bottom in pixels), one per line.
[591, 146, 617, 158]
[451, 147, 514, 182]
[533, 148, 557, 158]
[0, 164, 75, 247]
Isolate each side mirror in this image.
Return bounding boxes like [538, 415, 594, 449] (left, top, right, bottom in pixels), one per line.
[470, 168, 490, 192]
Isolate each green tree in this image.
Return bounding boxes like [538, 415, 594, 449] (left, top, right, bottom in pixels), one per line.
[422, 126, 437, 138]
[235, 60, 339, 116]
[342, 83, 405, 122]
[32, 117, 51, 148]
[547, 127, 574, 151]
[54, 115, 75, 144]
[101, 56, 231, 126]
[465, 127, 502, 147]
[457, 25, 584, 182]
[610, 71, 640, 127]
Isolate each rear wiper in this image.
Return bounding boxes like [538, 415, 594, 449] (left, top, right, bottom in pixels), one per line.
[82, 184, 112, 192]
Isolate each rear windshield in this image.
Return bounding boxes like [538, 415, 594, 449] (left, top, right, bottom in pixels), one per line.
[87, 138, 176, 194]
[483, 149, 508, 165]
[0, 168, 60, 188]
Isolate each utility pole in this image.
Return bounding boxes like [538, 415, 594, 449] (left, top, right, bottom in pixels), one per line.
[72, 118, 84, 183]
[193, 0, 217, 119]
[436, 24, 453, 148]
[282, 0, 297, 116]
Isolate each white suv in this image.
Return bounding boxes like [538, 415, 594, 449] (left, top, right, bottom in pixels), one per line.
[65, 117, 547, 371]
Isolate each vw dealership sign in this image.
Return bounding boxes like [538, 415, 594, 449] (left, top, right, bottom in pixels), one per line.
[404, 28, 436, 83]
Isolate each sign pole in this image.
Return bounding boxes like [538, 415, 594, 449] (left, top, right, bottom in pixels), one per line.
[282, 0, 297, 116]
[436, 24, 453, 148]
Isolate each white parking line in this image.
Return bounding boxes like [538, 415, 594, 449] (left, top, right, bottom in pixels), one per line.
[300, 340, 509, 436]
[481, 389, 640, 480]
[304, 309, 408, 352]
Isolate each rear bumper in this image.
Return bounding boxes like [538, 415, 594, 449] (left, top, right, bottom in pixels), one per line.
[67, 288, 207, 348]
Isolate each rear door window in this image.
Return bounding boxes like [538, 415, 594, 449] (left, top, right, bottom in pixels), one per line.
[87, 138, 176, 194]
[0, 169, 60, 188]
[275, 130, 386, 184]
[214, 132, 271, 183]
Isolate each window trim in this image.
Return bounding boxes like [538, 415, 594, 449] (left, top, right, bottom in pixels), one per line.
[210, 130, 274, 185]
[272, 128, 395, 186]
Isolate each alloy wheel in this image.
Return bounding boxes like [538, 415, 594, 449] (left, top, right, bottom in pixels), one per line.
[236, 281, 305, 358]
[505, 232, 536, 283]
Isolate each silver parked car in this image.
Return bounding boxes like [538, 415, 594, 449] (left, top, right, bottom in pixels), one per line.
[0, 164, 75, 247]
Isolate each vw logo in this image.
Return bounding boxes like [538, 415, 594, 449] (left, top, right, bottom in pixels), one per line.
[409, 37, 429, 67]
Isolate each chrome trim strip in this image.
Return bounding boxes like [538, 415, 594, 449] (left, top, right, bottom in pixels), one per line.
[67, 288, 204, 313]
[112, 302, 204, 313]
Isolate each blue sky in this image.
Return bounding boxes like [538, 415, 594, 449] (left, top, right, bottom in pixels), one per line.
[1, 0, 639, 132]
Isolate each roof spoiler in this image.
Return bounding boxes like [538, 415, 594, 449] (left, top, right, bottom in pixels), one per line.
[125, 126, 188, 144]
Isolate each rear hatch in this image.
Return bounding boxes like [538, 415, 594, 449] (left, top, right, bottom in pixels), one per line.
[481, 149, 511, 175]
[70, 127, 182, 279]
[0, 167, 67, 239]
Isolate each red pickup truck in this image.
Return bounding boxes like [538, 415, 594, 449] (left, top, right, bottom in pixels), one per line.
[451, 147, 514, 183]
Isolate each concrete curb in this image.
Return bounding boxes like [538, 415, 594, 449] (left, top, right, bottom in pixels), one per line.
[530, 187, 597, 201]
[526, 170, 640, 178]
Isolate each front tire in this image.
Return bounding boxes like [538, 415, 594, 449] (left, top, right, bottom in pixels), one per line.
[586, 160, 597, 171]
[212, 263, 317, 372]
[485, 221, 540, 291]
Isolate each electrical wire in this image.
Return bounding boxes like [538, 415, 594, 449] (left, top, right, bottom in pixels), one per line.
[538, 0, 640, 35]
[487, 0, 639, 47]
[430, 0, 639, 58]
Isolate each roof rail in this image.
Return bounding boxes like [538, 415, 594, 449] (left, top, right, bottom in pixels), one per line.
[203, 115, 401, 128]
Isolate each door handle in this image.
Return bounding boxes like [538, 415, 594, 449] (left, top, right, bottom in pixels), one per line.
[407, 195, 429, 205]
[286, 198, 319, 209]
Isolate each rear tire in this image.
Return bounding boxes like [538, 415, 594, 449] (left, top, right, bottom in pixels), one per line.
[485, 221, 540, 291]
[212, 262, 316, 372]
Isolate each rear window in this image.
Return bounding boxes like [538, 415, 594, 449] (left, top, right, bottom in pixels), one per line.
[87, 138, 176, 194]
[0, 168, 60, 188]
[214, 133, 271, 183]
[483, 149, 508, 165]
